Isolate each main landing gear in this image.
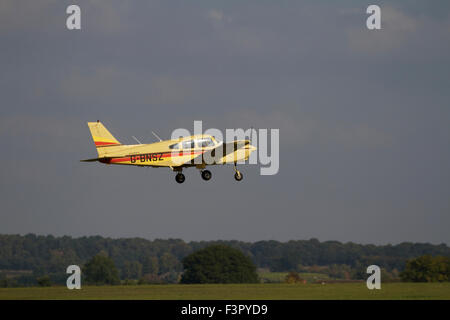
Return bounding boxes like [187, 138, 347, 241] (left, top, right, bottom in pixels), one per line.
[201, 170, 212, 181]
[175, 172, 185, 184]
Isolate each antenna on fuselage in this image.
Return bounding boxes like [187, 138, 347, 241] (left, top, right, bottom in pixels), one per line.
[132, 136, 142, 144]
[151, 131, 162, 142]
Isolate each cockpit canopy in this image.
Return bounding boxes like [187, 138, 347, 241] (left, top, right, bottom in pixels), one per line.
[169, 136, 216, 150]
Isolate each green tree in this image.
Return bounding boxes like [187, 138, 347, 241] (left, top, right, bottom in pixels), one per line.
[142, 256, 159, 275]
[123, 261, 143, 279]
[327, 264, 352, 280]
[180, 245, 259, 284]
[400, 255, 450, 282]
[159, 252, 181, 274]
[83, 254, 120, 285]
[0, 273, 17, 288]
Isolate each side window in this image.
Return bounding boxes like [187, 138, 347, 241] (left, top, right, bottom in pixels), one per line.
[169, 143, 180, 149]
[197, 138, 214, 148]
[182, 140, 195, 149]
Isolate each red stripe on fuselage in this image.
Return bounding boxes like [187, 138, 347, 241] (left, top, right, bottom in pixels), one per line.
[107, 151, 205, 164]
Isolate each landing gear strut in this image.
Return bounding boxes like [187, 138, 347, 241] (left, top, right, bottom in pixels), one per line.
[175, 172, 185, 184]
[233, 164, 243, 181]
[201, 170, 212, 181]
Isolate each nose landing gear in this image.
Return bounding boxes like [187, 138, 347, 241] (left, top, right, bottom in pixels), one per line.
[233, 164, 243, 181]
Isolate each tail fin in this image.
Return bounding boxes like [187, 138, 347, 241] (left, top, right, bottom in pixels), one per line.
[87, 121, 121, 156]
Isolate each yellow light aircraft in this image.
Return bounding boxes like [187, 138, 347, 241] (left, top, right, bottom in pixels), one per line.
[81, 121, 257, 183]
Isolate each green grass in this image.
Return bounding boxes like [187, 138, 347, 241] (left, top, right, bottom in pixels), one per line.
[258, 272, 289, 283]
[258, 272, 331, 283]
[0, 283, 449, 300]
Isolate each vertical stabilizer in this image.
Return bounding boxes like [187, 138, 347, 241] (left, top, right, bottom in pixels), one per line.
[87, 121, 121, 156]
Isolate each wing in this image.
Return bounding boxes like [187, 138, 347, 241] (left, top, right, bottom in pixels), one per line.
[180, 140, 253, 166]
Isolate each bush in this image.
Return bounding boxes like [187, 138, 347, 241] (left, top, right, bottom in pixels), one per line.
[36, 275, 52, 287]
[138, 273, 164, 284]
[285, 272, 305, 284]
[181, 245, 259, 284]
[400, 255, 450, 282]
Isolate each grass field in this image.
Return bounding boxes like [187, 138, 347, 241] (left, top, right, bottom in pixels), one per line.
[0, 283, 449, 300]
[258, 272, 331, 283]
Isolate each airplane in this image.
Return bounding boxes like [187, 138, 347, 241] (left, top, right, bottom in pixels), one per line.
[81, 121, 257, 183]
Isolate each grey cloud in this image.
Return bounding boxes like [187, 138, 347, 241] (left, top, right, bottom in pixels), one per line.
[0, 1, 449, 245]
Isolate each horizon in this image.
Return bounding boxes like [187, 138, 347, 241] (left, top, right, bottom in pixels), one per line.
[1, 233, 448, 247]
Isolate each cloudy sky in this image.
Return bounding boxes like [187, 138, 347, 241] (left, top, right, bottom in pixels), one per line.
[1, 1, 449, 245]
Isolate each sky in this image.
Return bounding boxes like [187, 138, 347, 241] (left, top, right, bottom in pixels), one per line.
[0, 1, 449, 245]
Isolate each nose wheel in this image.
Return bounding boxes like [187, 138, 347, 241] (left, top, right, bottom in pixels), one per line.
[175, 173, 185, 184]
[233, 165, 243, 181]
[201, 170, 212, 181]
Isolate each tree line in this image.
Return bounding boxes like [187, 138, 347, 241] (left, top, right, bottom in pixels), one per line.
[0, 234, 449, 286]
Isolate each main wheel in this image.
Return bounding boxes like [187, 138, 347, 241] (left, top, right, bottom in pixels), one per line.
[201, 170, 212, 181]
[175, 173, 185, 184]
[234, 171, 243, 181]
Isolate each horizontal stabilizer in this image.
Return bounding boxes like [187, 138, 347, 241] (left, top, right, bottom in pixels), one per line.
[80, 157, 106, 162]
